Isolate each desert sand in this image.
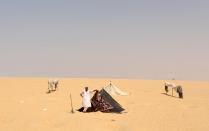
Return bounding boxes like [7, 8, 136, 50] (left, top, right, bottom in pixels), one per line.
[0, 77, 209, 131]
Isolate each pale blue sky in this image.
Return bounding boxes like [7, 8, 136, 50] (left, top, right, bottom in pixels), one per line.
[0, 0, 208, 80]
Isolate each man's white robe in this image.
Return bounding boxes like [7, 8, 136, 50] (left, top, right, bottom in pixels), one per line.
[81, 90, 91, 108]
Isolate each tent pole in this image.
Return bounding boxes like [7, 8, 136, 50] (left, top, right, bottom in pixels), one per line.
[70, 93, 75, 113]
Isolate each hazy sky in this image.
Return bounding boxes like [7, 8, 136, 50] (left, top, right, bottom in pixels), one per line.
[0, 0, 208, 80]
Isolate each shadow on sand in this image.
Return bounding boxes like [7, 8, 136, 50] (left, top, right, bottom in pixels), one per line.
[161, 93, 179, 98]
[46, 90, 57, 94]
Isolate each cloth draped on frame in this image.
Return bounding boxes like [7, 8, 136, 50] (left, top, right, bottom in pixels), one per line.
[91, 90, 113, 112]
[78, 89, 124, 113]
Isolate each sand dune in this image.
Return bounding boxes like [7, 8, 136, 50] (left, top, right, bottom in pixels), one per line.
[0, 77, 209, 131]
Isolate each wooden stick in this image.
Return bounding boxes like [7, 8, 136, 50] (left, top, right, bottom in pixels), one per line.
[70, 93, 75, 113]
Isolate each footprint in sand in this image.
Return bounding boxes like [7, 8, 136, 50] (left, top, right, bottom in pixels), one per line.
[111, 119, 116, 122]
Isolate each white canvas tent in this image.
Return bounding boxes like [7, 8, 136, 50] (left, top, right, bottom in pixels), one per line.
[103, 82, 128, 96]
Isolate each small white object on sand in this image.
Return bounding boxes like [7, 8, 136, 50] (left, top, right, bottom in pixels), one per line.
[42, 108, 48, 111]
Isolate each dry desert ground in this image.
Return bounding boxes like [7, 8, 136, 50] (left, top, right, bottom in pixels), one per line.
[0, 77, 209, 131]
